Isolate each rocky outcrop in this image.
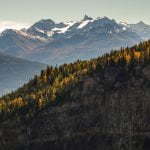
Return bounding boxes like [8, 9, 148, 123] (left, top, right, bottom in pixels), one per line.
[0, 64, 150, 150]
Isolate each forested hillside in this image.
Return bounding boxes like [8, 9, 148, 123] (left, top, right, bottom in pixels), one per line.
[0, 40, 150, 150]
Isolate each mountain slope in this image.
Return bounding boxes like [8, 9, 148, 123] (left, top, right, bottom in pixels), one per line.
[0, 29, 48, 57]
[130, 21, 150, 40]
[27, 27, 141, 65]
[0, 40, 150, 150]
[0, 53, 45, 96]
[0, 16, 146, 65]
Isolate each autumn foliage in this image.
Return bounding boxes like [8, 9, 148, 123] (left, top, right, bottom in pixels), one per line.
[1, 40, 150, 119]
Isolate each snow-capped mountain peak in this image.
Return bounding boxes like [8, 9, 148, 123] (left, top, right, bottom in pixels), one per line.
[22, 16, 144, 39]
[0, 16, 148, 66]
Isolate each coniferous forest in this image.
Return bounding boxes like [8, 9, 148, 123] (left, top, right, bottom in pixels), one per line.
[0, 40, 150, 150]
[1, 40, 150, 118]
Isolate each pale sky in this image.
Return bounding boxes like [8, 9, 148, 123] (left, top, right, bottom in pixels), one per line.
[0, 0, 149, 29]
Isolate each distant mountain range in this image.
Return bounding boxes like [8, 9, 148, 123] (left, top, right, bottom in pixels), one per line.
[0, 15, 150, 65]
[0, 53, 45, 96]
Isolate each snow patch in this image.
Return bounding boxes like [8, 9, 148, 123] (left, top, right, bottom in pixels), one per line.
[35, 27, 45, 33]
[47, 31, 54, 37]
[78, 20, 94, 29]
[109, 30, 112, 34]
[52, 21, 76, 34]
[15, 30, 47, 41]
[122, 27, 126, 31]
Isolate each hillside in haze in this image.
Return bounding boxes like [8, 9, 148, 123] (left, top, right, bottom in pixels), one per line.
[0, 16, 150, 65]
[0, 53, 45, 96]
[0, 40, 150, 150]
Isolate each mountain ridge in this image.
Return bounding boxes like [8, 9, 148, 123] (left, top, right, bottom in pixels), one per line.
[0, 16, 149, 65]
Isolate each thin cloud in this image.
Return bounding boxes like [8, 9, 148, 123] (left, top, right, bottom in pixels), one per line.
[0, 21, 30, 33]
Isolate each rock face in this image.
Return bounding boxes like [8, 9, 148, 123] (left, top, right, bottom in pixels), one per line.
[0, 64, 150, 150]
